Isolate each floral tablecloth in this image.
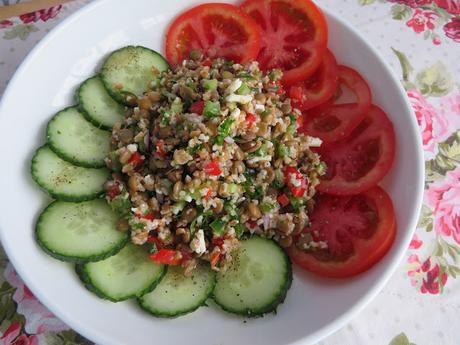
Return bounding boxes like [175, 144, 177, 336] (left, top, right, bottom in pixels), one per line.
[0, 0, 459, 344]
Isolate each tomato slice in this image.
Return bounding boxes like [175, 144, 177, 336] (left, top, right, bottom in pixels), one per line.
[316, 105, 395, 195]
[241, 0, 328, 86]
[287, 186, 396, 278]
[299, 65, 372, 143]
[289, 50, 338, 111]
[165, 3, 261, 66]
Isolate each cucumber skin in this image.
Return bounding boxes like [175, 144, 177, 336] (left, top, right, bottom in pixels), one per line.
[46, 106, 110, 169]
[31, 145, 109, 202]
[75, 263, 166, 302]
[212, 237, 293, 317]
[77, 76, 125, 131]
[100, 45, 170, 105]
[35, 201, 129, 264]
[137, 267, 217, 318]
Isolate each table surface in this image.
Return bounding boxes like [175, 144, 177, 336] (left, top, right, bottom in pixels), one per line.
[0, 0, 459, 344]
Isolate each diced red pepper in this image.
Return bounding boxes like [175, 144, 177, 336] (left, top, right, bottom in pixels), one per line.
[143, 213, 156, 221]
[202, 58, 213, 67]
[210, 250, 221, 268]
[106, 183, 120, 200]
[128, 152, 144, 167]
[204, 159, 222, 176]
[149, 249, 182, 265]
[190, 101, 205, 115]
[245, 113, 257, 127]
[147, 235, 163, 248]
[212, 236, 225, 247]
[247, 220, 258, 229]
[155, 140, 166, 159]
[277, 193, 290, 207]
[284, 166, 308, 197]
[204, 187, 213, 200]
[275, 80, 284, 95]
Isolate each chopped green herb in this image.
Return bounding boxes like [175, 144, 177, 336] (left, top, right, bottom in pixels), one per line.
[236, 83, 251, 95]
[277, 143, 289, 158]
[203, 101, 220, 118]
[188, 144, 203, 155]
[108, 195, 131, 217]
[234, 222, 245, 238]
[215, 118, 234, 144]
[260, 201, 277, 213]
[203, 79, 218, 91]
[273, 169, 285, 189]
[210, 219, 227, 236]
[289, 196, 305, 212]
[236, 72, 256, 80]
[131, 223, 145, 230]
[170, 100, 183, 114]
[161, 110, 171, 125]
[286, 114, 297, 135]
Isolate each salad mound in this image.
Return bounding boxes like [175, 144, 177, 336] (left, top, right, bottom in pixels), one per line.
[105, 53, 325, 275]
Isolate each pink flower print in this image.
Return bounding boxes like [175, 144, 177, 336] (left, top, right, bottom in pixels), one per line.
[443, 18, 460, 43]
[435, 0, 460, 14]
[409, 234, 423, 249]
[406, 255, 447, 293]
[0, 20, 14, 29]
[407, 254, 423, 287]
[440, 91, 460, 131]
[420, 258, 447, 294]
[389, 0, 433, 7]
[3, 264, 69, 335]
[426, 167, 460, 244]
[12, 334, 39, 345]
[406, 9, 437, 33]
[1, 321, 22, 345]
[408, 90, 450, 157]
[19, 5, 61, 24]
[38, 6, 62, 22]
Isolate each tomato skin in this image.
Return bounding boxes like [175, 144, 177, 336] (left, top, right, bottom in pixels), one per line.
[287, 186, 396, 278]
[155, 140, 166, 159]
[289, 50, 339, 111]
[241, 0, 328, 86]
[299, 65, 372, 143]
[165, 3, 261, 66]
[150, 249, 182, 265]
[317, 105, 396, 195]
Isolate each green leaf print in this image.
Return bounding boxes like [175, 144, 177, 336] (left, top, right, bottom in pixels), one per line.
[415, 62, 453, 97]
[389, 332, 416, 345]
[391, 48, 413, 83]
[391, 4, 412, 20]
[359, 0, 375, 5]
[417, 205, 433, 231]
[2, 24, 38, 41]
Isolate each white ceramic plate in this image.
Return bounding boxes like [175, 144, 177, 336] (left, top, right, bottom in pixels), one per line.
[0, 1, 424, 344]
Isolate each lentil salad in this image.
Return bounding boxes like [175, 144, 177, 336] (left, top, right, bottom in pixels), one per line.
[104, 52, 325, 275]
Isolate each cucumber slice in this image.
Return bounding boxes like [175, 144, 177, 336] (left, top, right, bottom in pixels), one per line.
[77, 243, 165, 302]
[31, 145, 109, 201]
[47, 107, 111, 168]
[36, 200, 128, 263]
[213, 236, 292, 316]
[100, 46, 169, 105]
[78, 76, 125, 129]
[139, 263, 216, 318]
